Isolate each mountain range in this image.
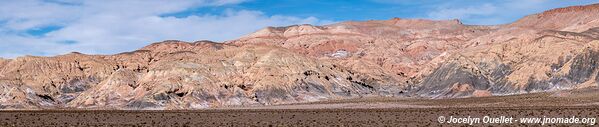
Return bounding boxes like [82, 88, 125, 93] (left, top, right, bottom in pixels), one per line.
[1, 3, 599, 109]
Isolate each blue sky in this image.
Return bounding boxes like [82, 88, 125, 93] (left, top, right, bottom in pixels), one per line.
[0, 0, 598, 58]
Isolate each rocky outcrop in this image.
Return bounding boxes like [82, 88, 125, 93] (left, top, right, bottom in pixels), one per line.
[416, 36, 599, 98]
[415, 63, 492, 98]
[509, 3, 599, 32]
[232, 18, 494, 86]
[0, 42, 404, 109]
[233, 3, 599, 99]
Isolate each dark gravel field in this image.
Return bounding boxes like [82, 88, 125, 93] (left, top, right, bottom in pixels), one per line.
[2, 88, 599, 126]
[0, 107, 598, 126]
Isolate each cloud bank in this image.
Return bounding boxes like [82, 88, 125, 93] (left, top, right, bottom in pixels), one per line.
[0, 0, 332, 58]
[372, 0, 599, 25]
[2, 0, 598, 58]
[424, 0, 599, 25]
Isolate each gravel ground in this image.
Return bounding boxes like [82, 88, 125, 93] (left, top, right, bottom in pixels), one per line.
[1, 88, 598, 126]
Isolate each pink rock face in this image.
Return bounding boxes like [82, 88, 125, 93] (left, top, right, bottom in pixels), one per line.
[509, 3, 599, 32]
[232, 18, 492, 82]
[1, 3, 599, 109]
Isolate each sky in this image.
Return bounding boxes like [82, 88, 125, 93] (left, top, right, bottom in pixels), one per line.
[0, 0, 598, 58]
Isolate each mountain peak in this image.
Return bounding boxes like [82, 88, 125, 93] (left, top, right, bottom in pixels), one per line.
[541, 3, 599, 16]
[509, 3, 599, 32]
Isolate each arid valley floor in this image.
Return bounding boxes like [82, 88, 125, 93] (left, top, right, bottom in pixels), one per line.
[2, 88, 598, 126]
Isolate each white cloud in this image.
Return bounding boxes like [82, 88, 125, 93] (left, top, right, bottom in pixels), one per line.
[0, 0, 332, 58]
[425, 0, 599, 25]
[428, 3, 497, 21]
